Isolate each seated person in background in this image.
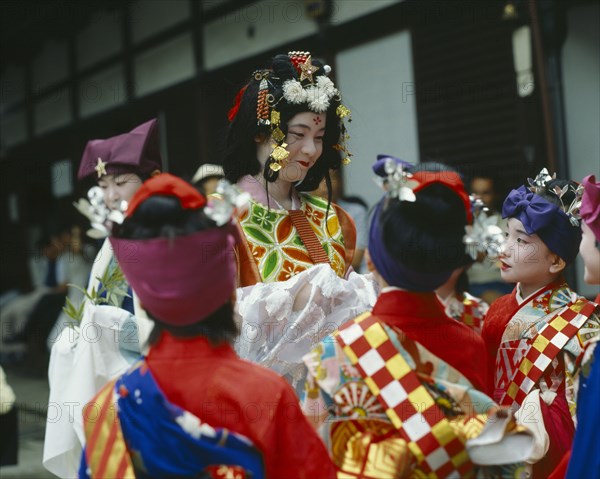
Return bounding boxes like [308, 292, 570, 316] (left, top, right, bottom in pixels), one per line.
[0, 233, 65, 352]
[467, 174, 513, 303]
[80, 173, 335, 479]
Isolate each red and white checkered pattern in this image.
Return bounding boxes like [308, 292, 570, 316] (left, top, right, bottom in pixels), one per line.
[336, 313, 473, 478]
[500, 299, 596, 407]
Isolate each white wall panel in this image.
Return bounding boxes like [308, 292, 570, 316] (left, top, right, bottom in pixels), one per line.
[332, 0, 402, 25]
[336, 30, 418, 207]
[0, 109, 27, 149]
[34, 88, 71, 135]
[563, 2, 600, 298]
[79, 64, 126, 118]
[1, 65, 26, 108]
[203, 0, 317, 71]
[131, 0, 190, 44]
[32, 41, 69, 91]
[134, 33, 195, 97]
[77, 10, 123, 70]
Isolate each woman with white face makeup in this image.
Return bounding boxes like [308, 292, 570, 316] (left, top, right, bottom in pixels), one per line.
[44, 119, 162, 479]
[222, 52, 379, 394]
[481, 170, 600, 478]
[223, 51, 356, 285]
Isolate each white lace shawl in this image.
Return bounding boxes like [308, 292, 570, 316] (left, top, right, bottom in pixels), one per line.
[234, 264, 379, 392]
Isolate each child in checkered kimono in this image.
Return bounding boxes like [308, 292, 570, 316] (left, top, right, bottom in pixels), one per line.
[482, 170, 600, 478]
[302, 162, 533, 478]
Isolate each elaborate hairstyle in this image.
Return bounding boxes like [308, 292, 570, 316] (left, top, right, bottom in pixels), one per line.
[369, 162, 472, 291]
[110, 174, 240, 342]
[502, 169, 583, 263]
[223, 51, 351, 192]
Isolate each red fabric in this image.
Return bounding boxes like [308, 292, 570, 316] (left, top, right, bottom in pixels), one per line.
[228, 85, 248, 122]
[127, 173, 206, 216]
[146, 332, 335, 479]
[548, 450, 570, 479]
[481, 289, 518, 376]
[534, 381, 575, 478]
[412, 171, 472, 222]
[372, 290, 490, 394]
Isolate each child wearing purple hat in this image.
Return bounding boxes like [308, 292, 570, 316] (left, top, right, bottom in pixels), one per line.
[44, 119, 163, 478]
[482, 169, 600, 478]
[78, 174, 335, 479]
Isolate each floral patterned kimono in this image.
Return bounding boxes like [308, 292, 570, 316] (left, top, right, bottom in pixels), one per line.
[302, 290, 529, 478]
[483, 281, 600, 477]
[234, 176, 356, 286]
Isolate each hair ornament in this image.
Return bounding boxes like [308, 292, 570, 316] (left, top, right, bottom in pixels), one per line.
[463, 197, 505, 260]
[73, 186, 127, 239]
[527, 167, 583, 226]
[527, 168, 556, 194]
[205, 179, 251, 226]
[382, 158, 418, 202]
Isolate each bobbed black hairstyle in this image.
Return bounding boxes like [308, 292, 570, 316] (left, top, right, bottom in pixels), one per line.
[379, 162, 471, 274]
[112, 194, 239, 345]
[223, 53, 344, 193]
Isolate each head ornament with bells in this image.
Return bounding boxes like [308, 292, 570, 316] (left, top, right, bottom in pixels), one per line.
[228, 51, 353, 172]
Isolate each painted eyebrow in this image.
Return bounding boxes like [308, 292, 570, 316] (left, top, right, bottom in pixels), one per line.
[515, 228, 531, 236]
[288, 123, 326, 132]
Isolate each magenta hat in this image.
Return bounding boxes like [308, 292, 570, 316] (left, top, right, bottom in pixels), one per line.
[78, 118, 162, 180]
[109, 174, 240, 326]
[581, 175, 600, 241]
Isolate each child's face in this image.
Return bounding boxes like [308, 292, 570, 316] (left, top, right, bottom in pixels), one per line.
[98, 173, 143, 209]
[580, 222, 600, 284]
[499, 217, 560, 286]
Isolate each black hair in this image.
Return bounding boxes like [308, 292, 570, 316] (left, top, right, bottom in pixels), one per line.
[536, 178, 580, 211]
[222, 53, 344, 194]
[379, 162, 470, 273]
[147, 302, 238, 346]
[112, 194, 239, 343]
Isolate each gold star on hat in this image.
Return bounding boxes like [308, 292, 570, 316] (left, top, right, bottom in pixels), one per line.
[299, 56, 319, 83]
[95, 157, 107, 178]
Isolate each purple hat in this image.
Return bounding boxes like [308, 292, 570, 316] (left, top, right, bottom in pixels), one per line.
[77, 119, 162, 180]
[581, 175, 600, 241]
[109, 174, 240, 326]
[372, 154, 413, 177]
[503, 185, 581, 263]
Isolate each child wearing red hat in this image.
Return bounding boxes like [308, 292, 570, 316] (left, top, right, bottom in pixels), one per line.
[79, 174, 335, 479]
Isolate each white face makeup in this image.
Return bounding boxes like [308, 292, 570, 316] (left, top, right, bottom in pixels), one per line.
[256, 111, 326, 184]
[499, 217, 563, 295]
[98, 173, 143, 209]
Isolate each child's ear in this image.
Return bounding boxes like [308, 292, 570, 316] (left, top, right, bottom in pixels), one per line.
[549, 255, 566, 274]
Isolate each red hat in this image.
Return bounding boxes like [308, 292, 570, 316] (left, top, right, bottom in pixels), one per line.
[109, 174, 240, 326]
[77, 119, 162, 180]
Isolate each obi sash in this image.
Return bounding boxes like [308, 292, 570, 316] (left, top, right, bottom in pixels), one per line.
[335, 313, 474, 479]
[81, 361, 264, 479]
[496, 298, 596, 408]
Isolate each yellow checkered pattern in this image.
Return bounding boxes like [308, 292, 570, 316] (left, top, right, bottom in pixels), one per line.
[337, 314, 473, 478]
